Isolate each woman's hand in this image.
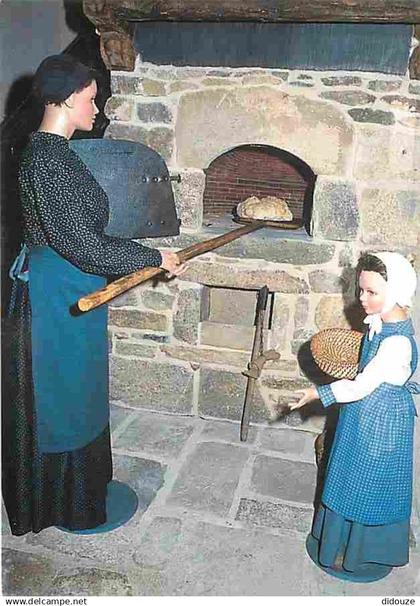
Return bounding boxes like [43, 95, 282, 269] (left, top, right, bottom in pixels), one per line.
[289, 386, 318, 411]
[159, 250, 186, 277]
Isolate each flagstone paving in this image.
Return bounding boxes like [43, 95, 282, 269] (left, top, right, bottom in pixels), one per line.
[2, 407, 419, 596]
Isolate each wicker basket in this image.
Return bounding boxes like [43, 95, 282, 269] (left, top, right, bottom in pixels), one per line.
[310, 328, 364, 380]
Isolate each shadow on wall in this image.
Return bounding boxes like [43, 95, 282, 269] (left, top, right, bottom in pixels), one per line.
[63, 0, 94, 35]
[1, 75, 44, 313]
[295, 263, 366, 507]
[1, 0, 110, 313]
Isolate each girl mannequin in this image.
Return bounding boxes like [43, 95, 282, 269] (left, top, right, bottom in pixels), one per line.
[291, 252, 418, 582]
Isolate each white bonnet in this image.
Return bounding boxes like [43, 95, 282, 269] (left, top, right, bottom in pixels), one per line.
[363, 252, 417, 339]
[373, 252, 417, 312]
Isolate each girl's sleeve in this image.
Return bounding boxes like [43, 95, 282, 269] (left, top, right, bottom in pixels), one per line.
[317, 335, 412, 407]
[29, 158, 162, 276]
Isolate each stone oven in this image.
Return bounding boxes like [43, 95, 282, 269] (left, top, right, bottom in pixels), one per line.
[202, 145, 315, 229]
[82, 1, 420, 538]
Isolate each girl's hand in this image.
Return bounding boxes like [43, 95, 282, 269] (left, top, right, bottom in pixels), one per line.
[159, 251, 186, 277]
[289, 386, 318, 411]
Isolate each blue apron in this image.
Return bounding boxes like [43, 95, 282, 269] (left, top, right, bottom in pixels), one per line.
[320, 319, 418, 525]
[11, 245, 109, 453]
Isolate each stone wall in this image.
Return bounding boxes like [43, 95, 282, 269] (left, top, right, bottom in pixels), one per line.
[103, 61, 420, 538]
[104, 62, 419, 421]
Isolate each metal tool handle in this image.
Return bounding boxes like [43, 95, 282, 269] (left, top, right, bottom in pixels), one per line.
[240, 286, 270, 442]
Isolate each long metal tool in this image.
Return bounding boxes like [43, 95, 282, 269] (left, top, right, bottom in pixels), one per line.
[76, 221, 268, 313]
[240, 286, 280, 442]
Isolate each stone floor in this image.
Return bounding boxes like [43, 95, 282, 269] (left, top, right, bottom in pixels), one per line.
[2, 405, 420, 597]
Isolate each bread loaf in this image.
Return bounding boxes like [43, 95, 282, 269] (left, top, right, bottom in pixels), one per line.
[237, 195, 293, 221]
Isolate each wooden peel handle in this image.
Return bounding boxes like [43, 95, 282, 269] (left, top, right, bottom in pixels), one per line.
[76, 221, 268, 313]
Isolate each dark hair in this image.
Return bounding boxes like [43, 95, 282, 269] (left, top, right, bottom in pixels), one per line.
[356, 253, 387, 282]
[33, 54, 97, 106]
[355, 253, 387, 299]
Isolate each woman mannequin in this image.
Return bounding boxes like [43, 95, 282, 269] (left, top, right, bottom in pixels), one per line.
[3, 54, 183, 535]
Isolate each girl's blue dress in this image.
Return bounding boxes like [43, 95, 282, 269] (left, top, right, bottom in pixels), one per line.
[307, 319, 418, 582]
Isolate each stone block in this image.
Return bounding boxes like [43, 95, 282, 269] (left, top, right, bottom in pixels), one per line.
[51, 568, 133, 596]
[149, 68, 178, 80]
[139, 334, 169, 344]
[105, 97, 133, 121]
[348, 108, 395, 125]
[141, 231, 336, 266]
[171, 168, 205, 229]
[110, 357, 194, 413]
[289, 81, 314, 87]
[409, 83, 420, 96]
[309, 270, 348, 293]
[109, 309, 168, 331]
[381, 95, 420, 113]
[321, 76, 362, 86]
[360, 189, 420, 247]
[207, 287, 260, 326]
[338, 245, 357, 268]
[132, 516, 309, 595]
[110, 403, 130, 434]
[312, 178, 359, 241]
[106, 123, 148, 144]
[109, 289, 139, 307]
[144, 127, 174, 161]
[200, 321, 258, 351]
[314, 296, 350, 330]
[113, 409, 195, 458]
[354, 126, 420, 182]
[106, 124, 174, 162]
[261, 376, 310, 391]
[293, 296, 309, 330]
[270, 70, 289, 80]
[113, 454, 166, 513]
[140, 79, 167, 96]
[169, 81, 199, 93]
[250, 455, 317, 504]
[198, 367, 268, 422]
[270, 299, 290, 351]
[259, 427, 317, 463]
[368, 80, 402, 92]
[161, 344, 297, 372]
[136, 102, 173, 123]
[141, 289, 175, 311]
[235, 498, 313, 532]
[183, 262, 310, 293]
[320, 90, 375, 105]
[111, 75, 138, 95]
[162, 343, 249, 367]
[215, 237, 336, 266]
[199, 418, 257, 444]
[397, 115, 420, 130]
[114, 341, 156, 358]
[241, 74, 285, 86]
[2, 548, 57, 596]
[205, 69, 233, 77]
[166, 442, 248, 515]
[173, 286, 203, 344]
[175, 87, 353, 175]
[202, 77, 236, 86]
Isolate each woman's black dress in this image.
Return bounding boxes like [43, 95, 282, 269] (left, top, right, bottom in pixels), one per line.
[2, 131, 162, 535]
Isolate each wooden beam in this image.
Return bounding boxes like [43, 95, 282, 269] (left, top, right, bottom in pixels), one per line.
[115, 0, 420, 24]
[83, 0, 419, 71]
[83, 0, 135, 71]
